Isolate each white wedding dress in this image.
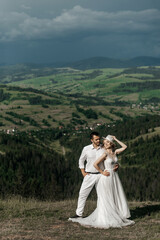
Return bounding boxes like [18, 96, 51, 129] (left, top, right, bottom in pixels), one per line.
[69, 154, 135, 229]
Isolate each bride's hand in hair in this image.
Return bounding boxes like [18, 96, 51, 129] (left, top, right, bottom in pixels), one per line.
[111, 135, 116, 140]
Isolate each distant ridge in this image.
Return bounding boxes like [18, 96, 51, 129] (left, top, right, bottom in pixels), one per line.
[1, 56, 160, 70]
[60, 56, 160, 70]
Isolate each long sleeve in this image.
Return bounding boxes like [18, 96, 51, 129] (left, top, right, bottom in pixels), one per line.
[79, 147, 87, 169]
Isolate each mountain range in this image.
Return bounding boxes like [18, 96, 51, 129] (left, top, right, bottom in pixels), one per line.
[51, 56, 160, 70]
[1, 56, 160, 70]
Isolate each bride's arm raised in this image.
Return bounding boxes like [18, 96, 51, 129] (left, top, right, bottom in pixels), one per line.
[94, 153, 110, 176]
[112, 136, 127, 155]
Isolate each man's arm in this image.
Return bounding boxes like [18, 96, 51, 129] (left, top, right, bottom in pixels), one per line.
[79, 147, 88, 177]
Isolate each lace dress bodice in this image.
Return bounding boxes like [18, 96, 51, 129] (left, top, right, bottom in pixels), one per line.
[104, 154, 118, 171]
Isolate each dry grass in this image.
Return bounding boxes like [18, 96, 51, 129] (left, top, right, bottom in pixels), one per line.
[0, 196, 159, 240]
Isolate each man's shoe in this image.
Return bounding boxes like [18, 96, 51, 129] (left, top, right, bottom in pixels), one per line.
[69, 214, 82, 219]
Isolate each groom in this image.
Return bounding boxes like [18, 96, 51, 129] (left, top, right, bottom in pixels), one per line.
[71, 131, 113, 218]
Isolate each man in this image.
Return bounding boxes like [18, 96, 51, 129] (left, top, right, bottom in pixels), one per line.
[70, 131, 112, 219]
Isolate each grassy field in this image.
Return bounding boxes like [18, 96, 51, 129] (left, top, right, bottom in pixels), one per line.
[0, 84, 158, 131]
[0, 196, 159, 240]
[6, 66, 160, 102]
[0, 65, 160, 130]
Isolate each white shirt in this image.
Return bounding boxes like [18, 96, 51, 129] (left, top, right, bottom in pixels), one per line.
[79, 144, 105, 173]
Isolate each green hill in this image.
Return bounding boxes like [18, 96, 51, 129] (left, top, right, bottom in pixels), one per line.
[0, 114, 159, 201]
[61, 56, 160, 70]
[0, 65, 160, 130]
[0, 64, 159, 203]
[0, 85, 74, 131]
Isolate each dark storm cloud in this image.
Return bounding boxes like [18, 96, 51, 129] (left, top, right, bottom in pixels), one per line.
[1, 0, 160, 63]
[1, 6, 160, 41]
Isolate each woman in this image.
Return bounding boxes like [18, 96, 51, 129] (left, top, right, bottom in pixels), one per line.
[69, 135, 134, 229]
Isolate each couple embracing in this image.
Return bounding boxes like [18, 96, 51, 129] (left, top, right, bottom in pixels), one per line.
[69, 131, 135, 229]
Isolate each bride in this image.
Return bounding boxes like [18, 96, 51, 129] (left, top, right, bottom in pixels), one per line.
[69, 135, 135, 229]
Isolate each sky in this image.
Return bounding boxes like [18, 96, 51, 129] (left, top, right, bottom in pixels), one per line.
[0, 0, 160, 64]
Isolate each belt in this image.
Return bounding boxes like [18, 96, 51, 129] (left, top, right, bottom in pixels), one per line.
[86, 172, 100, 174]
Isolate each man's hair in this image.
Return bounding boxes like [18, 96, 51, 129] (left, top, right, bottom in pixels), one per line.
[90, 131, 100, 139]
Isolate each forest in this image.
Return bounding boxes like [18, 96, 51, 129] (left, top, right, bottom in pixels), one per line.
[0, 114, 159, 201]
[116, 81, 160, 93]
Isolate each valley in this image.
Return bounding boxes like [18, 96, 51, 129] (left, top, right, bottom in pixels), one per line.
[0, 64, 159, 131]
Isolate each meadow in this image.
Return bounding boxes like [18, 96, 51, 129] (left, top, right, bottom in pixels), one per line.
[0, 196, 160, 240]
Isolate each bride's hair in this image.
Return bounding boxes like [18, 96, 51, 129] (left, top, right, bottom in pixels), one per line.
[110, 142, 116, 152]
